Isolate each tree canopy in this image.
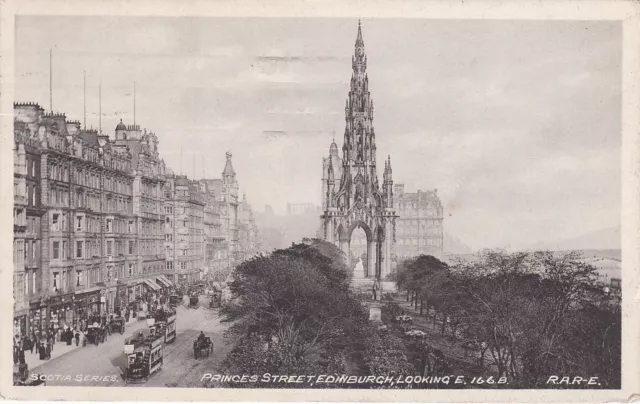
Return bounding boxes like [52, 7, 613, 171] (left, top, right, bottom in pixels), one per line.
[394, 250, 620, 388]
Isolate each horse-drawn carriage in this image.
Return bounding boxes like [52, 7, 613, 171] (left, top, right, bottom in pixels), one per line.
[193, 336, 212, 359]
[169, 294, 181, 309]
[188, 294, 199, 309]
[193, 282, 205, 295]
[84, 325, 107, 346]
[109, 317, 126, 335]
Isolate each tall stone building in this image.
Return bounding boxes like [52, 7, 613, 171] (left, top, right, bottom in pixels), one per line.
[197, 151, 261, 279]
[112, 120, 168, 302]
[200, 187, 227, 281]
[393, 184, 444, 259]
[163, 174, 205, 285]
[220, 152, 240, 263]
[320, 22, 397, 285]
[13, 105, 46, 338]
[238, 194, 260, 261]
[12, 103, 172, 338]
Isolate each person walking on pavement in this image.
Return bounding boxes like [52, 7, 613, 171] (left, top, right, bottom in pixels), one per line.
[30, 332, 36, 354]
[46, 334, 53, 355]
[13, 344, 19, 365]
[74, 329, 80, 346]
[18, 346, 25, 364]
[38, 342, 46, 360]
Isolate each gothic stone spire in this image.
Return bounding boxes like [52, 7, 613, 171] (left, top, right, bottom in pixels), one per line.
[344, 21, 374, 165]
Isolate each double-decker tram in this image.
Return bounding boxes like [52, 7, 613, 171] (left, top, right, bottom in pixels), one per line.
[154, 308, 177, 344]
[123, 321, 165, 384]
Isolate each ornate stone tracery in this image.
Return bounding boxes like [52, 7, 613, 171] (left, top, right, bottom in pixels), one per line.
[321, 22, 397, 280]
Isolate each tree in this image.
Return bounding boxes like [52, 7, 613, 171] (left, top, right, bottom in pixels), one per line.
[396, 255, 449, 310]
[450, 249, 619, 386]
[272, 238, 350, 292]
[221, 241, 368, 376]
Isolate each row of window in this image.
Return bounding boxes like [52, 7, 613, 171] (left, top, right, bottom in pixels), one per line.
[49, 185, 69, 207]
[51, 239, 139, 260]
[48, 164, 134, 201]
[103, 155, 130, 172]
[25, 155, 39, 178]
[74, 168, 101, 189]
[15, 239, 40, 265]
[140, 182, 161, 198]
[13, 239, 46, 269]
[14, 208, 27, 227]
[396, 238, 443, 246]
[48, 163, 69, 183]
[16, 183, 38, 207]
[51, 266, 101, 293]
[103, 176, 132, 196]
[108, 263, 137, 280]
[397, 219, 442, 227]
[13, 270, 38, 301]
[167, 259, 201, 271]
[141, 197, 161, 214]
[51, 212, 138, 234]
[397, 228, 442, 236]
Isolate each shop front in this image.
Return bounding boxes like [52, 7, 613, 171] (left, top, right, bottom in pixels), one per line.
[116, 281, 128, 315]
[143, 279, 162, 302]
[27, 300, 44, 340]
[105, 285, 118, 316]
[30, 300, 48, 341]
[74, 286, 104, 330]
[47, 293, 76, 338]
[126, 280, 144, 320]
[12, 309, 28, 340]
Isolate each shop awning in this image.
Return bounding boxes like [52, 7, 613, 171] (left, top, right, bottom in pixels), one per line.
[155, 277, 170, 287]
[163, 276, 174, 287]
[127, 279, 143, 286]
[143, 279, 162, 291]
[75, 285, 104, 295]
[157, 275, 173, 287]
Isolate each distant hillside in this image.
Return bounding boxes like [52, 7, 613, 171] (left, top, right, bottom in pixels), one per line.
[443, 233, 474, 255]
[529, 226, 621, 251]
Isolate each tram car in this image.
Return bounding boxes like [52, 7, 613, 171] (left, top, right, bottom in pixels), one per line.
[123, 323, 165, 384]
[168, 294, 181, 309]
[154, 308, 177, 344]
[209, 291, 222, 309]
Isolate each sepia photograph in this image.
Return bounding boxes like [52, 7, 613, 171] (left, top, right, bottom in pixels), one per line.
[2, 0, 639, 402]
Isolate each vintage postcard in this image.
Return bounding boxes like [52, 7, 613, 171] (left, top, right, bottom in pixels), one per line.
[1, 0, 639, 402]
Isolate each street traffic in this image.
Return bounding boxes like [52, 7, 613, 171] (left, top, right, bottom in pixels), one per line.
[21, 295, 229, 387]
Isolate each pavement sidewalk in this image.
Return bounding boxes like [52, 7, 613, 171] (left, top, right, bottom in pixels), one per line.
[24, 319, 149, 373]
[22, 338, 81, 373]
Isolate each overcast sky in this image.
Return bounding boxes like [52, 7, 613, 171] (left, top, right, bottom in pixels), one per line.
[15, 17, 621, 250]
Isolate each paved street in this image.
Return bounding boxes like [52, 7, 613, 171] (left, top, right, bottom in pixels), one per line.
[26, 296, 230, 387]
